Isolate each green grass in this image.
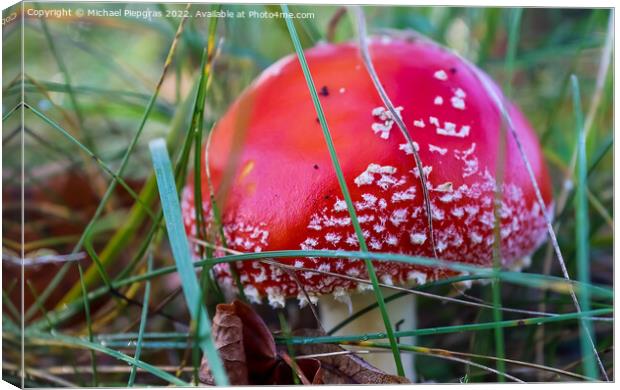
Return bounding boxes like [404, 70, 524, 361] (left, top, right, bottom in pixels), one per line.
[77, 263, 98, 386]
[571, 75, 597, 380]
[149, 138, 228, 386]
[25, 104, 153, 218]
[281, 3, 404, 377]
[488, 8, 523, 381]
[24, 13, 191, 318]
[2, 4, 613, 386]
[127, 254, 152, 387]
[26, 249, 613, 333]
[25, 332, 191, 386]
[275, 308, 612, 345]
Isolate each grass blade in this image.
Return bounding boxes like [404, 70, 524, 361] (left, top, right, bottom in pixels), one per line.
[28, 249, 614, 332]
[2, 102, 21, 122]
[127, 254, 153, 386]
[25, 332, 190, 386]
[354, 342, 523, 383]
[351, 341, 596, 382]
[2, 288, 21, 323]
[38, 10, 90, 149]
[266, 4, 317, 47]
[571, 75, 597, 380]
[77, 263, 98, 386]
[490, 8, 523, 381]
[25, 282, 54, 331]
[276, 308, 612, 345]
[278, 313, 302, 385]
[477, 8, 501, 64]
[149, 138, 229, 386]
[280, 3, 404, 377]
[188, 10, 242, 305]
[503, 8, 523, 97]
[24, 104, 156, 220]
[191, 5, 220, 249]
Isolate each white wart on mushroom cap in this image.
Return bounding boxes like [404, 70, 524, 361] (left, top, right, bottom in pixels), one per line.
[182, 37, 553, 307]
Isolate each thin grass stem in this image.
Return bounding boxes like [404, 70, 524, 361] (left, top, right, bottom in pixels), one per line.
[77, 263, 98, 386]
[25, 332, 190, 386]
[281, 4, 404, 376]
[571, 75, 597, 380]
[274, 308, 611, 345]
[28, 248, 613, 332]
[127, 255, 153, 386]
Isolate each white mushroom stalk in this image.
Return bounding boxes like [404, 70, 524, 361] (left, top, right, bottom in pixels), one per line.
[319, 288, 417, 380]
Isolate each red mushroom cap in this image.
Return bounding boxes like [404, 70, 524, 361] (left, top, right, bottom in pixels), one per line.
[182, 37, 553, 307]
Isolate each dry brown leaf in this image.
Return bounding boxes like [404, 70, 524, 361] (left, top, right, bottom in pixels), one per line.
[199, 303, 249, 385]
[200, 300, 279, 385]
[199, 301, 409, 385]
[231, 300, 278, 377]
[292, 329, 411, 384]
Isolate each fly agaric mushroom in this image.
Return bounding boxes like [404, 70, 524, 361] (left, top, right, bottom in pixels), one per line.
[182, 36, 553, 377]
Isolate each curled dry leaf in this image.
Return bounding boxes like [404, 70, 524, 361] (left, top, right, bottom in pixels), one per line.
[292, 329, 411, 384]
[199, 300, 410, 385]
[199, 300, 277, 385]
[199, 302, 249, 385]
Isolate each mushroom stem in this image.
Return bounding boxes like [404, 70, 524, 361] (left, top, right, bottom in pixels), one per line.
[319, 288, 416, 381]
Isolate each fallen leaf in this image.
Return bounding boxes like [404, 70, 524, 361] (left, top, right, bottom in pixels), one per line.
[199, 301, 409, 385]
[199, 303, 249, 385]
[292, 329, 411, 384]
[199, 300, 279, 385]
[231, 300, 278, 378]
